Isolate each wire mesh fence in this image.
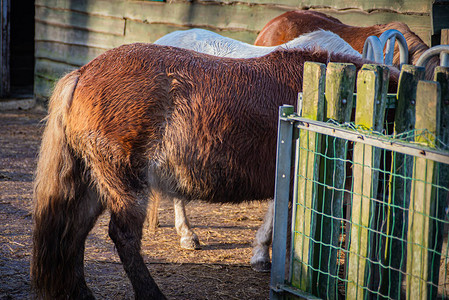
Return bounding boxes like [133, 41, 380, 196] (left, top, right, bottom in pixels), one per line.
[270, 63, 449, 300]
[291, 129, 448, 299]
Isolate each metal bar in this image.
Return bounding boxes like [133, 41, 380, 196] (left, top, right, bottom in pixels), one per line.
[270, 105, 295, 300]
[297, 93, 397, 108]
[282, 116, 449, 165]
[273, 284, 321, 300]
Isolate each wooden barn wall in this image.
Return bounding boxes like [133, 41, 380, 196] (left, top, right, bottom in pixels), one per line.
[35, 0, 432, 102]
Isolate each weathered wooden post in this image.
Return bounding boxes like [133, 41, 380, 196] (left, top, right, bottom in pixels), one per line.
[313, 63, 356, 299]
[290, 62, 326, 292]
[406, 80, 441, 299]
[425, 66, 449, 298]
[433, 66, 449, 298]
[381, 65, 425, 298]
[346, 64, 389, 299]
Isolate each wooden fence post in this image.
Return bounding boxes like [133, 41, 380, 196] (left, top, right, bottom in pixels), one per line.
[430, 67, 449, 298]
[313, 63, 356, 299]
[381, 65, 425, 298]
[346, 65, 389, 299]
[290, 62, 326, 292]
[406, 80, 441, 300]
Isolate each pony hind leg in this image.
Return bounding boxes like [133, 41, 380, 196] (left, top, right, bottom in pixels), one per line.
[106, 187, 166, 299]
[250, 199, 274, 272]
[70, 188, 105, 299]
[173, 197, 201, 250]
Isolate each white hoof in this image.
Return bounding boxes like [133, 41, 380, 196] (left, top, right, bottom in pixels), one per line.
[180, 233, 201, 250]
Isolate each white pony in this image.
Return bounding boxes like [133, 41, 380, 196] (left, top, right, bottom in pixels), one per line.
[153, 28, 361, 272]
[154, 28, 362, 58]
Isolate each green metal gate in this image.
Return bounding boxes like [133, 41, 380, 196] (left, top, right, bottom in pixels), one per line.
[270, 63, 449, 299]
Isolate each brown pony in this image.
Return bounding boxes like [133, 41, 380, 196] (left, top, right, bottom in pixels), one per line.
[31, 43, 399, 299]
[255, 10, 437, 79]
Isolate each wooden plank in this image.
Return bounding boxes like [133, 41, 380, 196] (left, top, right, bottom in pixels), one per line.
[37, 0, 431, 16]
[432, 67, 449, 298]
[125, 3, 431, 43]
[125, 2, 287, 33]
[34, 75, 56, 101]
[35, 58, 78, 81]
[34, 58, 78, 99]
[290, 62, 326, 292]
[346, 65, 388, 299]
[442, 29, 449, 45]
[406, 80, 441, 300]
[380, 65, 425, 299]
[124, 21, 258, 44]
[36, 0, 125, 18]
[35, 41, 106, 67]
[202, 0, 431, 13]
[313, 62, 356, 299]
[35, 21, 125, 49]
[35, 5, 125, 36]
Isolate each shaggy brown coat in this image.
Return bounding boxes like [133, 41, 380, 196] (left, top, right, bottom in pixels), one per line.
[32, 43, 399, 299]
[255, 10, 437, 79]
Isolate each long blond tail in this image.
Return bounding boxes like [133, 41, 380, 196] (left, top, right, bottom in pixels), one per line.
[31, 70, 83, 298]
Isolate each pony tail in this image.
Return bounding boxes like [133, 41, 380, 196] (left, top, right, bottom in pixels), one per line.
[31, 70, 82, 298]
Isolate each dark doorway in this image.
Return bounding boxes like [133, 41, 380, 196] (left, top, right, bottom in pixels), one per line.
[9, 1, 34, 98]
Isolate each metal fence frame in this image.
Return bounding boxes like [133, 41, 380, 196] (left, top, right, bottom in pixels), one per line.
[270, 63, 449, 300]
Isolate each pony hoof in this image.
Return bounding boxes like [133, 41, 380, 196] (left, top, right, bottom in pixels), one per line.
[251, 261, 271, 273]
[180, 234, 201, 250]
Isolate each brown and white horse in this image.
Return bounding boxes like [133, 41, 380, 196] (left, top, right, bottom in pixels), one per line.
[255, 10, 437, 79]
[32, 43, 399, 299]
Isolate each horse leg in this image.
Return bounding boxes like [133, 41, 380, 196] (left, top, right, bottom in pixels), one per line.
[146, 189, 161, 231]
[173, 197, 201, 250]
[108, 192, 165, 299]
[250, 200, 274, 272]
[70, 188, 105, 299]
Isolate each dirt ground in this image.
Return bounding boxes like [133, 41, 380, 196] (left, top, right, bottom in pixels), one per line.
[0, 108, 271, 299]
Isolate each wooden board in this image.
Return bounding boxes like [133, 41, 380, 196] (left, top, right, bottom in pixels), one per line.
[35, 5, 125, 36]
[200, 0, 431, 13]
[124, 21, 258, 44]
[406, 80, 441, 299]
[35, 41, 106, 67]
[346, 65, 388, 299]
[314, 63, 356, 299]
[35, 21, 125, 49]
[35, 58, 79, 81]
[36, 0, 125, 18]
[380, 65, 425, 299]
[37, 0, 431, 16]
[291, 62, 326, 292]
[125, 2, 287, 33]
[36, 1, 431, 41]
